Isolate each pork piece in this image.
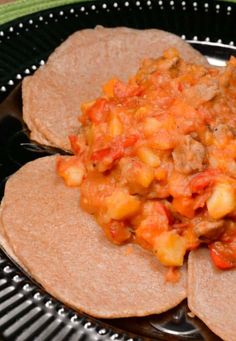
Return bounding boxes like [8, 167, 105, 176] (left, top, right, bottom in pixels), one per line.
[184, 80, 218, 107]
[188, 248, 236, 341]
[0, 156, 187, 318]
[193, 219, 225, 241]
[22, 26, 208, 151]
[212, 123, 235, 140]
[172, 135, 206, 174]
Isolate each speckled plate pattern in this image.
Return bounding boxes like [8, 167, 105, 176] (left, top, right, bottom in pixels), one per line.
[0, 0, 236, 340]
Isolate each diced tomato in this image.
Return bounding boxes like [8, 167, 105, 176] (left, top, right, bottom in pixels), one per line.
[172, 196, 195, 219]
[86, 98, 108, 124]
[123, 134, 139, 148]
[209, 230, 236, 269]
[91, 148, 112, 161]
[178, 83, 184, 92]
[209, 244, 235, 269]
[91, 147, 123, 163]
[136, 223, 166, 250]
[106, 221, 132, 245]
[69, 135, 81, 154]
[190, 169, 218, 193]
[221, 225, 236, 243]
[91, 135, 138, 164]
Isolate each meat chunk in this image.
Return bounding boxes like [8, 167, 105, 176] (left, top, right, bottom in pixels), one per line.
[194, 219, 225, 241]
[172, 135, 206, 174]
[184, 80, 218, 108]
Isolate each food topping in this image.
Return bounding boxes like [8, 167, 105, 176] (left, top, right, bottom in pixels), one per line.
[57, 49, 236, 270]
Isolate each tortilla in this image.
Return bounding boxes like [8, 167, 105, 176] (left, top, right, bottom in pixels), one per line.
[0, 156, 186, 318]
[0, 203, 20, 265]
[22, 26, 208, 151]
[188, 248, 236, 341]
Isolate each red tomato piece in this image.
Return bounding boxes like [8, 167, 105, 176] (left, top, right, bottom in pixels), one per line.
[91, 147, 123, 163]
[209, 245, 234, 269]
[91, 148, 111, 161]
[178, 83, 184, 92]
[107, 221, 132, 244]
[172, 197, 195, 219]
[87, 98, 108, 124]
[69, 135, 80, 154]
[123, 134, 139, 148]
[190, 169, 218, 193]
[135, 223, 165, 250]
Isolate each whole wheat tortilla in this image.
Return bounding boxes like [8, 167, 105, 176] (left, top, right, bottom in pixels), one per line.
[0, 203, 20, 265]
[188, 248, 236, 341]
[0, 156, 186, 318]
[23, 26, 208, 151]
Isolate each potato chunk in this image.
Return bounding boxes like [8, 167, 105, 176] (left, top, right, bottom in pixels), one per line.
[143, 117, 161, 136]
[106, 190, 141, 220]
[154, 231, 187, 266]
[135, 164, 155, 188]
[57, 157, 85, 187]
[137, 147, 160, 167]
[207, 182, 236, 219]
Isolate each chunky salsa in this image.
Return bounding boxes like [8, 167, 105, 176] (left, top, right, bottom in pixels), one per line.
[57, 48, 236, 270]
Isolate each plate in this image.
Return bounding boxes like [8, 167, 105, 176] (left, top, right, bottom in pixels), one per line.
[0, 0, 236, 340]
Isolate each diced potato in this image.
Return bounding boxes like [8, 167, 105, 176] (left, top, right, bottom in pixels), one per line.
[135, 164, 154, 188]
[106, 191, 141, 220]
[149, 131, 174, 150]
[109, 114, 123, 137]
[154, 231, 187, 266]
[154, 168, 167, 181]
[144, 117, 161, 136]
[57, 157, 85, 187]
[62, 165, 85, 187]
[207, 182, 236, 219]
[137, 147, 160, 167]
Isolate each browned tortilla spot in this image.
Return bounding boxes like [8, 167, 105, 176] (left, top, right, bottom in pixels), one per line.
[188, 248, 236, 341]
[23, 26, 208, 151]
[0, 156, 186, 318]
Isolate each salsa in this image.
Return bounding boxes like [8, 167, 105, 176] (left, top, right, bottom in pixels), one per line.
[57, 48, 236, 270]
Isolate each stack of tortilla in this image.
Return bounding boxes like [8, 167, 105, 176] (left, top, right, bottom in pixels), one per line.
[0, 27, 235, 340]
